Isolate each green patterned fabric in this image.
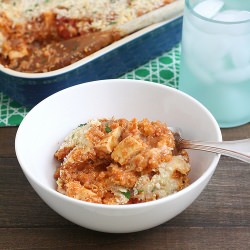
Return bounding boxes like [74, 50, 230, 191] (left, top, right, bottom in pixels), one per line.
[0, 94, 31, 126]
[122, 45, 180, 88]
[0, 44, 180, 126]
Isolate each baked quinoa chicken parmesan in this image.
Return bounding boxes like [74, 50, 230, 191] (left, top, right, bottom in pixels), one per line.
[0, 0, 177, 73]
[54, 118, 191, 205]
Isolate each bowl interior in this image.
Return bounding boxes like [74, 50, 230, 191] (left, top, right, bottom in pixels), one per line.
[15, 79, 221, 197]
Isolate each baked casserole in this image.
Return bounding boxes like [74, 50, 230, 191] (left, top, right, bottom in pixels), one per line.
[54, 118, 190, 205]
[0, 0, 179, 73]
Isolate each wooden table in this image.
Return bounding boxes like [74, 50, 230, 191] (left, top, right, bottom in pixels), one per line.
[1, 125, 249, 249]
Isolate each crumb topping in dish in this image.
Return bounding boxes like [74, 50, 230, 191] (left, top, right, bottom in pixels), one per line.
[54, 118, 190, 205]
[0, 0, 176, 72]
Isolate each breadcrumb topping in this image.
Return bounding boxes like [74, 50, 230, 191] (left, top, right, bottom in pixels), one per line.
[54, 118, 191, 205]
[0, 0, 176, 72]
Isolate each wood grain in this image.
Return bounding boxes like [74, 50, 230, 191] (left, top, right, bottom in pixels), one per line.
[1, 125, 250, 249]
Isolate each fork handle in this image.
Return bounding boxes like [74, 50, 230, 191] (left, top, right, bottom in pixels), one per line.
[181, 139, 250, 163]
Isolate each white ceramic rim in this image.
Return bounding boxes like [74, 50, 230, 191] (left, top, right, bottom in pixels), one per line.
[15, 79, 222, 210]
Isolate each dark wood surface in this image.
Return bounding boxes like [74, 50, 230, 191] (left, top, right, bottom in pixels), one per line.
[1, 125, 250, 250]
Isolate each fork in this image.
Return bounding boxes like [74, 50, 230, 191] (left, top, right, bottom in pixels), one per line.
[170, 127, 250, 163]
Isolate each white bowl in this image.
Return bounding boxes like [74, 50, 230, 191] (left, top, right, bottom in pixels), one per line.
[15, 79, 222, 233]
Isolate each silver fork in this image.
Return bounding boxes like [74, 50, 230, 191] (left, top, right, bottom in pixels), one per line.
[170, 127, 250, 163]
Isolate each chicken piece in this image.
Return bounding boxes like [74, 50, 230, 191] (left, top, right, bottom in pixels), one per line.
[65, 180, 102, 204]
[63, 146, 96, 169]
[111, 136, 144, 166]
[133, 155, 190, 202]
[95, 127, 122, 154]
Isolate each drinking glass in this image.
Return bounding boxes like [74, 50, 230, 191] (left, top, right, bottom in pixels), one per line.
[179, 0, 250, 128]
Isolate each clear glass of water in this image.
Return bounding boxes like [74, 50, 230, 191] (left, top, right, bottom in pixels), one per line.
[179, 0, 250, 128]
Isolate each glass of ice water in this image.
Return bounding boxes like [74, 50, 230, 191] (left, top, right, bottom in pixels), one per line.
[179, 0, 250, 128]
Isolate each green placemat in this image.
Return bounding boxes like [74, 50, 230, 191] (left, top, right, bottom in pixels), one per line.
[0, 44, 180, 127]
[122, 44, 180, 87]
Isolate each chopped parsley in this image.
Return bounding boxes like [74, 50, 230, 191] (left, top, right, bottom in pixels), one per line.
[105, 123, 112, 133]
[121, 190, 131, 199]
[78, 123, 87, 127]
[109, 21, 117, 25]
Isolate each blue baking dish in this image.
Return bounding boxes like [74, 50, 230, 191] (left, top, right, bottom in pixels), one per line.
[0, 15, 183, 107]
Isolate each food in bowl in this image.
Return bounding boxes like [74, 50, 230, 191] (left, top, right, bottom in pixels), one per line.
[0, 0, 177, 73]
[54, 117, 191, 205]
[15, 79, 222, 233]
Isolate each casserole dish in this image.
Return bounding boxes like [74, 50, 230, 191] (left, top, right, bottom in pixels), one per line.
[0, 1, 183, 107]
